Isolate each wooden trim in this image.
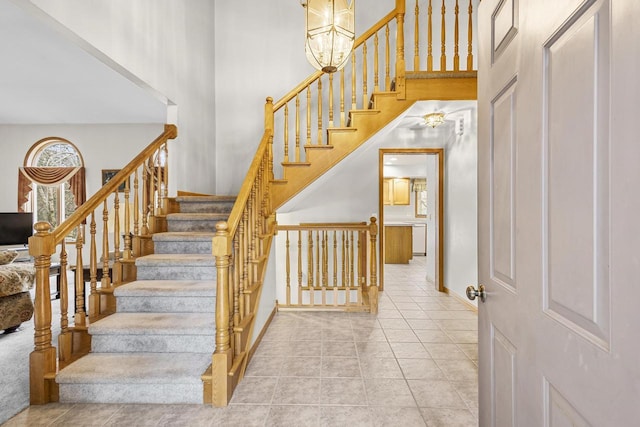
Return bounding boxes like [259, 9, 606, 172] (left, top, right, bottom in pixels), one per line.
[379, 148, 445, 293]
[247, 305, 277, 362]
[177, 190, 213, 196]
[443, 286, 478, 313]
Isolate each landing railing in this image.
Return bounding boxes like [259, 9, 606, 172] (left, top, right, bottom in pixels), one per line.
[28, 124, 177, 404]
[276, 219, 379, 313]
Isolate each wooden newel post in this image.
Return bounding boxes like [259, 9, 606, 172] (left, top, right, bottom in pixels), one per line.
[395, 0, 407, 100]
[369, 217, 379, 314]
[28, 222, 58, 404]
[212, 221, 233, 406]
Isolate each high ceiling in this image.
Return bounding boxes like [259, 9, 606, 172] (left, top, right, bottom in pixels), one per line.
[0, 0, 167, 124]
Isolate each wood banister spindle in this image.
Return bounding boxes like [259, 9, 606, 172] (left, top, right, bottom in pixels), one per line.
[29, 221, 57, 404]
[237, 215, 246, 319]
[351, 51, 357, 110]
[89, 212, 99, 319]
[395, 0, 406, 98]
[414, 0, 420, 71]
[284, 103, 290, 162]
[368, 217, 379, 314]
[141, 166, 149, 235]
[306, 86, 312, 146]
[123, 178, 132, 260]
[212, 221, 232, 407]
[113, 191, 120, 262]
[315, 230, 320, 290]
[328, 73, 334, 127]
[161, 144, 169, 214]
[101, 200, 111, 287]
[362, 41, 368, 108]
[285, 231, 291, 305]
[317, 78, 323, 145]
[133, 170, 139, 237]
[297, 230, 302, 305]
[57, 241, 71, 362]
[74, 225, 86, 326]
[440, 0, 447, 71]
[427, 0, 433, 71]
[454, 0, 460, 71]
[295, 94, 300, 162]
[340, 69, 346, 126]
[374, 31, 380, 91]
[385, 24, 391, 91]
[307, 230, 313, 306]
[467, 0, 474, 70]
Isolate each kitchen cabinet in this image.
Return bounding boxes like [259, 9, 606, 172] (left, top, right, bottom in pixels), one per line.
[383, 178, 410, 205]
[384, 225, 413, 264]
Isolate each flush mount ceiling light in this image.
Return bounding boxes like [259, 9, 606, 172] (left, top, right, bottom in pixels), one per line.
[423, 112, 446, 128]
[302, 0, 355, 73]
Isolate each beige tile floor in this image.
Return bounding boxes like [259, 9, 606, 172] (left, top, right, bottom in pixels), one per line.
[2, 257, 478, 427]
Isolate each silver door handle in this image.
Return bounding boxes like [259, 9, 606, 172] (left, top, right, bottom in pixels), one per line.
[466, 285, 486, 302]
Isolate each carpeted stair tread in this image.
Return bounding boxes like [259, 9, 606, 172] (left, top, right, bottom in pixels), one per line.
[89, 312, 214, 335]
[166, 213, 229, 221]
[136, 254, 215, 266]
[152, 232, 216, 242]
[114, 280, 216, 297]
[56, 353, 211, 384]
[175, 195, 236, 203]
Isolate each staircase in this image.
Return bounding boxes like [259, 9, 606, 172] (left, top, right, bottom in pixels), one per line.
[55, 196, 234, 404]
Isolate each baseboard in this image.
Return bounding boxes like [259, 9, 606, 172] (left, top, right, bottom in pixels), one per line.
[443, 286, 478, 313]
[247, 305, 278, 362]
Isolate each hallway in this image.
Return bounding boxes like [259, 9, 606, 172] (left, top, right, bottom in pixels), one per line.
[3, 257, 478, 427]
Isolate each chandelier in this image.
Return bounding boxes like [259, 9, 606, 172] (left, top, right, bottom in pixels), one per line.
[302, 0, 355, 73]
[423, 112, 446, 128]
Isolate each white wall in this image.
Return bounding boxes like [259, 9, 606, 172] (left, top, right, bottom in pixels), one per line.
[28, 0, 216, 195]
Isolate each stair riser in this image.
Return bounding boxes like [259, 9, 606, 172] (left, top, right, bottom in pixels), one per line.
[116, 296, 216, 313]
[136, 266, 216, 281]
[153, 241, 212, 254]
[166, 220, 219, 233]
[91, 335, 215, 354]
[59, 383, 203, 404]
[178, 202, 234, 214]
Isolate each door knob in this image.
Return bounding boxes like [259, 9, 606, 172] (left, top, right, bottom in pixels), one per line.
[466, 285, 486, 302]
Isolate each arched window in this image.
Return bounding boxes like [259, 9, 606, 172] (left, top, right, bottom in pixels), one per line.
[19, 138, 85, 230]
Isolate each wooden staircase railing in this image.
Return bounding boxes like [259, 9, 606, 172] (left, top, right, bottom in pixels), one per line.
[277, 219, 379, 313]
[28, 124, 177, 404]
[269, 0, 477, 209]
[210, 0, 478, 407]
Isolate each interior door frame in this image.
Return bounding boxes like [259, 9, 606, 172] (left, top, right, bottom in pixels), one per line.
[378, 148, 444, 292]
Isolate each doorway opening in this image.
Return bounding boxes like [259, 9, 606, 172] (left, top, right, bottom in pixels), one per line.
[378, 148, 444, 293]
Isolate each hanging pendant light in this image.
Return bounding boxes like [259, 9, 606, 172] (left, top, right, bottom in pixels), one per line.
[302, 0, 355, 74]
[423, 112, 446, 128]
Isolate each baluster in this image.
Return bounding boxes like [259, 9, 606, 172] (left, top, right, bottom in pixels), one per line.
[308, 230, 314, 306]
[297, 230, 303, 305]
[349, 231, 355, 288]
[321, 230, 326, 306]
[161, 144, 169, 214]
[89, 212, 99, 319]
[362, 41, 368, 108]
[238, 215, 246, 318]
[454, 0, 460, 71]
[396, 0, 406, 97]
[101, 200, 111, 288]
[333, 231, 338, 287]
[385, 24, 391, 90]
[440, 0, 447, 71]
[295, 94, 300, 162]
[113, 191, 120, 263]
[427, 0, 433, 71]
[74, 225, 86, 326]
[306, 86, 312, 146]
[212, 222, 232, 407]
[351, 51, 357, 110]
[155, 152, 162, 215]
[133, 170, 139, 237]
[317, 77, 323, 145]
[233, 231, 241, 332]
[57, 241, 71, 361]
[467, 0, 474, 70]
[341, 231, 346, 287]
[286, 231, 291, 306]
[340, 69, 346, 127]
[374, 31, 380, 92]
[284, 103, 290, 162]
[369, 217, 379, 313]
[329, 73, 334, 127]
[242, 206, 251, 316]
[141, 166, 149, 235]
[123, 178, 132, 260]
[414, 0, 420, 70]
[315, 230, 320, 291]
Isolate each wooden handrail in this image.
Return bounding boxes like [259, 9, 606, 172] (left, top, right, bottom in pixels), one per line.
[53, 124, 177, 241]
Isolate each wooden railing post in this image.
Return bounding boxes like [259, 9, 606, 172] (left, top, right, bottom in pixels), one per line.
[28, 222, 58, 404]
[212, 221, 233, 406]
[395, 0, 406, 99]
[368, 217, 379, 314]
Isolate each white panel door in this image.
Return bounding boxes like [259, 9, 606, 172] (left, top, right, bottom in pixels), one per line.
[477, 0, 640, 425]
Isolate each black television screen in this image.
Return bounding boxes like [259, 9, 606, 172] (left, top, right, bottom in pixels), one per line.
[0, 212, 34, 246]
